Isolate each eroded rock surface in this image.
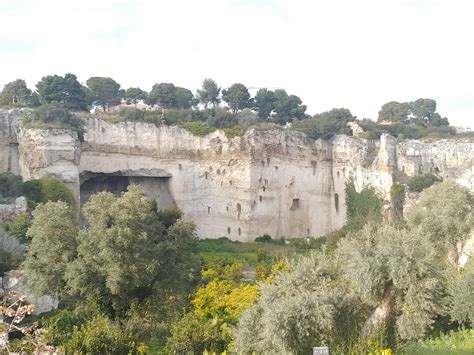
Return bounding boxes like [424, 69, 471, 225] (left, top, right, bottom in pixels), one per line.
[1, 109, 472, 240]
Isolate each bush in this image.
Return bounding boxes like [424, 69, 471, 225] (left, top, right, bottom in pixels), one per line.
[255, 234, 273, 243]
[65, 315, 138, 354]
[345, 179, 382, 231]
[167, 312, 232, 354]
[157, 205, 182, 230]
[0, 172, 24, 203]
[23, 177, 75, 209]
[223, 125, 245, 138]
[408, 173, 442, 192]
[21, 103, 85, 141]
[43, 309, 87, 346]
[4, 213, 32, 244]
[182, 121, 216, 136]
[400, 329, 474, 354]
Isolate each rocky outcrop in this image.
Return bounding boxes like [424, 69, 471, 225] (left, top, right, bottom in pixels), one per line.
[0, 109, 21, 175]
[0, 109, 472, 241]
[0, 270, 58, 315]
[0, 196, 27, 221]
[16, 127, 81, 201]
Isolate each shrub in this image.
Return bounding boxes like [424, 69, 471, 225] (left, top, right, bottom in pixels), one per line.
[345, 179, 382, 231]
[4, 213, 32, 244]
[157, 205, 182, 230]
[223, 125, 245, 138]
[408, 173, 442, 192]
[182, 121, 216, 136]
[43, 309, 87, 346]
[65, 315, 137, 354]
[167, 312, 232, 354]
[23, 177, 75, 209]
[400, 329, 474, 354]
[21, 103, 85, 141]
[0, 173, 24, 203]
[255, 234, 273, 243]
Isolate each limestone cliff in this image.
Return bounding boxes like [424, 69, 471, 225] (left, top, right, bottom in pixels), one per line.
[1, 109, 472, 241]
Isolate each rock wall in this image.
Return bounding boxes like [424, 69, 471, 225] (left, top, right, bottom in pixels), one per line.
[0, 197, 27, 221]
[0, 109, 472, 241]
[0, 109, 21, 175]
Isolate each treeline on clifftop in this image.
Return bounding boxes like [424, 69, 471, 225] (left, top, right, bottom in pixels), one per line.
[0, 74, 461, 140]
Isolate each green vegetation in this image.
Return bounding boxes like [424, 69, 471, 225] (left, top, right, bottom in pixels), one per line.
[236, 181, 473, 353]
[345, 179, 383, 231]
[1, 180, 473, 353]
[36, 73, 89, 110]
[2, 73, 467, 142]
[400, 329, 474, 354]
[182, 121, 216, 136]
[293, 108, 354, 140]
[408, 173, 442, 192]
[0, 172, 24, 203]
[0, 173, 75, 210]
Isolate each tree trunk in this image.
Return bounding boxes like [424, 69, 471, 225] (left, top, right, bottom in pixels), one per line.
[362, 286, 395, 339]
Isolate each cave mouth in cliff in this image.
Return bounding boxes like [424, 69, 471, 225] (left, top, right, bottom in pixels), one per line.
[79, 173, 175, 211]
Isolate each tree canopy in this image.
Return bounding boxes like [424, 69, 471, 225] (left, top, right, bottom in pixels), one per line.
[197, 78, 221, 108]
[86, 76, 121, 112]
[146, 83, 196, 109]
[0, 79, 33, 107]
[222, 83, 252, 112]
[378, 98, 449, 127]
[36, 73, 88, 110]
[23, 185, 200, 319]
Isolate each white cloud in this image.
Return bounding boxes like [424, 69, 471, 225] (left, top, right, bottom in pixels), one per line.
[0, 0, 472, 127]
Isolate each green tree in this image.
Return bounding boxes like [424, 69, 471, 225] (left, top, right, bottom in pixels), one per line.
[448, 262, 474, 327]
[235, 254, 364, 353]
[253, 88, 277, 121]
[63, 73, 87, 110]
[377, 101, 410, 122]
[406, 181, 473, 265]
[146, 83, 177, 108]
[197, 78, 221, 108]
[222, 83, 251, 112]
[36, 75, 64, 104]
[86, 77, 121, 112]
[65, 186, 200, 317]
[36, 73, 87, 110]
[337, 223, 444, 341]
[174, 87, 197, 109]
[123, 87, 147, 106]
[293, 108, 355, 140]
[271, 89, 306, 124]
[23, 201, 77, 295]
[0, 79, 32, 107]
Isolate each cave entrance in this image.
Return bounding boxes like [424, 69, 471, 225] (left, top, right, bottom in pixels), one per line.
[80, 173, 175, 211]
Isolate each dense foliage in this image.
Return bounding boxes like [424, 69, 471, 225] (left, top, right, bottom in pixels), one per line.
[236, 181, 473, 353]
[408, 173, 442, 192]
[1, 73, 466, 142]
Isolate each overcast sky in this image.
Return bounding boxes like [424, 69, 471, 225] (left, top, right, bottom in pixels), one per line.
[0, 0, 473, 128]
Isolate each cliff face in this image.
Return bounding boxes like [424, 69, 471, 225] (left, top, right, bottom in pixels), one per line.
[0, 109, 21, 175]
[1, 109, 472, 241]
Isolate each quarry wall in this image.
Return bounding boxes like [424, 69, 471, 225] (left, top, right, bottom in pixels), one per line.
[1, 109, 472, 241]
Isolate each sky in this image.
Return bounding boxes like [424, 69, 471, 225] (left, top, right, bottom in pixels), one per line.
[0, 0, 473, 128]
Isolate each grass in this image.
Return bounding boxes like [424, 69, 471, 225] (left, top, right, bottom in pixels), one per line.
[400, 329, 474, 355]
[197, 237, 326, 268]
